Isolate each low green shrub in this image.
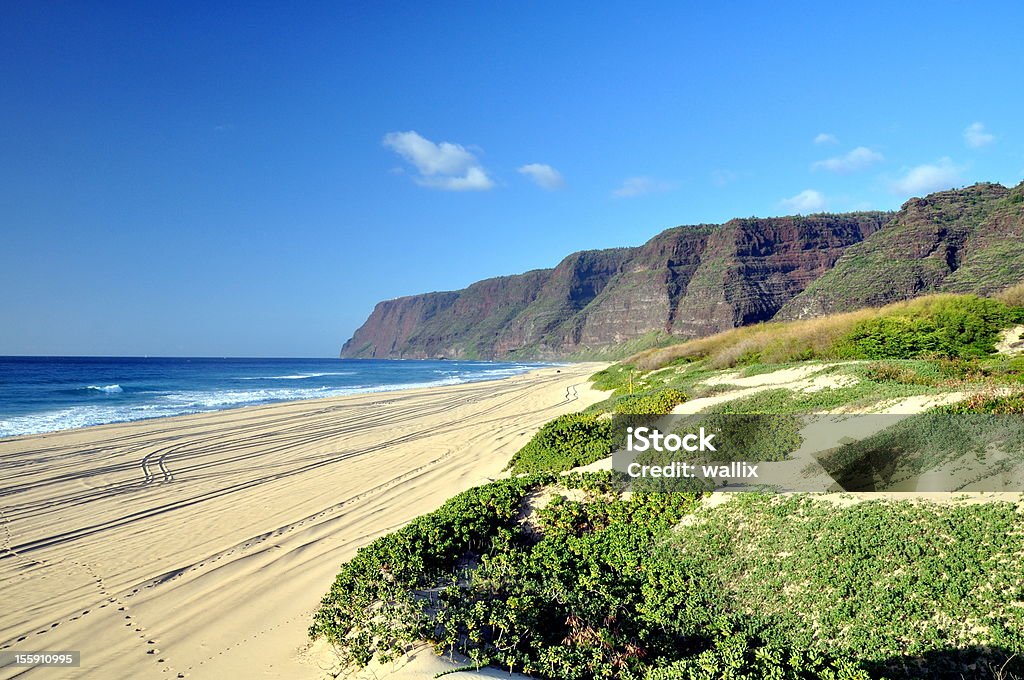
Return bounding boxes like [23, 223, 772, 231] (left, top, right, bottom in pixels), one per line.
[311, 477, 702, 678]
[644, 626, 872, 680]
[308, 476, 549, 669]
[614, 388, 689, 415]
[836, 296, 1017, 360]
[835, 296, 1019, 360]
[430, 489, 702, 678]
[506, 412, 618, 473]
[560, 470, 627, 496]
[591, 363, 686, 398]
[694, 413, 803, 462]
[837, 316, 944, 358]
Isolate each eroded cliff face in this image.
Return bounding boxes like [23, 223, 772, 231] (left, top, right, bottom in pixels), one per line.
[553, 214, 889, 351]
[341, 213, 888, 359]
[778, 183, 1024, 319]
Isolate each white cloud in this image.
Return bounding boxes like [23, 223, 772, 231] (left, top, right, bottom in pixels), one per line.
[382, 130, 495, 191]
[964, 122, 995, 148]
[612, 176, 674, 198]
[780, 189, 827, 213]
[814, 133, 838, 145]
[890, 158, 962, 196]
[517, 163, 565, 190]
[422, 166, 495, 191]
[812, 146, 884, 173]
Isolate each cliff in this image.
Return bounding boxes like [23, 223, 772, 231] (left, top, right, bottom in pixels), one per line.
[778, 182, 1024, 319]
[341, 214, 887, 359]
[341, 182, 1024, 360]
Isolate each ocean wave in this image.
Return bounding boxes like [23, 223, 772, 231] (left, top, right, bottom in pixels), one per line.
[162, 387, 334, 408]
[161, 376, 468, 409]
[237, 371, 357, 380]
[85, 384, 124, 393]
[0, 402, 188, 438]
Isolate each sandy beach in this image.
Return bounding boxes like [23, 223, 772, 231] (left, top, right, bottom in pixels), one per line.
[0, 364, 608, 679]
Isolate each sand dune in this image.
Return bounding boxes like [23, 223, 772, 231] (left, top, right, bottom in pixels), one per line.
[0, 364, 608, 679]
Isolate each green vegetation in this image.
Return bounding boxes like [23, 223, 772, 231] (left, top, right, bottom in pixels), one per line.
[705, 376, 933, 415]
[628, 293, 1023, 372]
[613, 388, 688, 415]
[309, 476, 546, 669]
[631, 356, 1024, 417]
[776, 183, 1024, 318]
[834, 295, 1019, 359]
[312, 475, 706, 678]
[592, 360, 947, 417]
[431, 488, 703, 678]
[654, 495, 1024, 679]
[643, 629, 871, 680]
[591, 363, 643, 393]
[311, 482, 1024, 679]
[505, 412, 618, 473]
[505, 387, 688, 474]
[693, 413, 803, 461]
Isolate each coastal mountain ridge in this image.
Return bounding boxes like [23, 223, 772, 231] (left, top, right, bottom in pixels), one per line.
[341, 182, 1024, 360]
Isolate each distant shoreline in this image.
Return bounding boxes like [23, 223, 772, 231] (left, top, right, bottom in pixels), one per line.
[0, 357, 563, 440]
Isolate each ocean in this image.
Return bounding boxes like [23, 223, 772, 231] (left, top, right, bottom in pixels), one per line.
[0, 356, 555, 439]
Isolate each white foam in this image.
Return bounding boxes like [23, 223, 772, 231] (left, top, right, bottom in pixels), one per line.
[86, 384, 123, 393]
[238, 371, 358, 380]
[162, 376, 470, 409]
[0, 402, 188, 438]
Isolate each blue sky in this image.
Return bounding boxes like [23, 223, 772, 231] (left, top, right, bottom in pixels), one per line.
[2, 2, 1023, 357]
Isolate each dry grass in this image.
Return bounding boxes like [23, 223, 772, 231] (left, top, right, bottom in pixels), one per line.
[628, 311, 870, 371]
[626, 294, 988, 372]
[995, 280, 1024, 308]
